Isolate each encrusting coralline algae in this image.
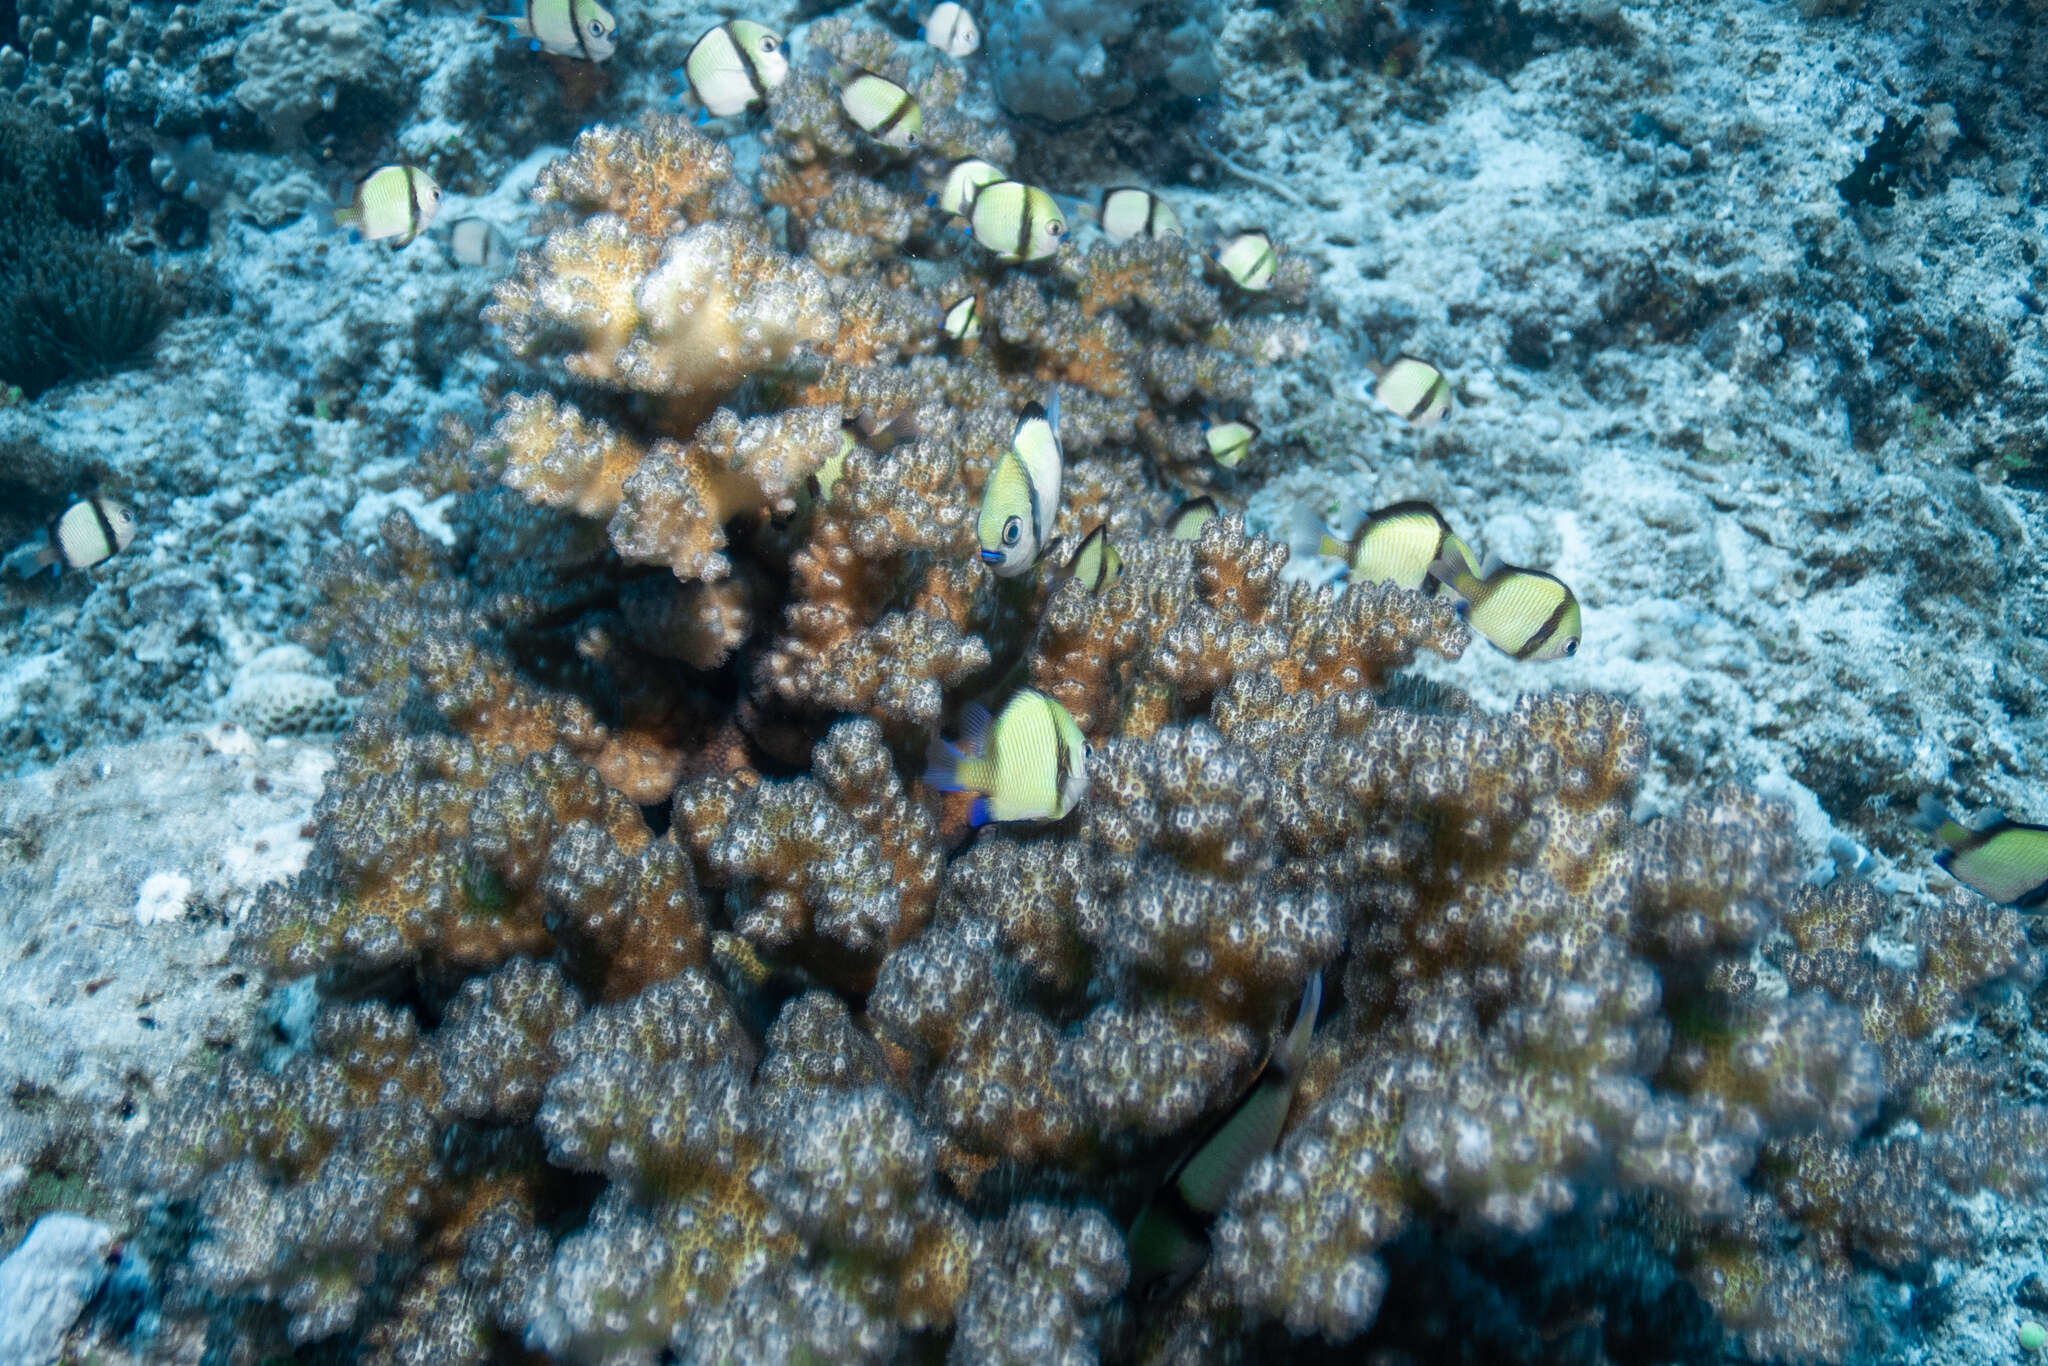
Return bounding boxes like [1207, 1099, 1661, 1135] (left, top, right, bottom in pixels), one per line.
[95, 15, 2048, 1366]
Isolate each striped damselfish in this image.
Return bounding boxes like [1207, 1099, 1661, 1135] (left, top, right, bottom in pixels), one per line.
[925, 688, 1090, 825]
[976, 395, 1062, 577]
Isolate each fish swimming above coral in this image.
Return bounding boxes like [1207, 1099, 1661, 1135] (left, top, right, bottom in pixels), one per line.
[1168, 496, 1219, 540]
[930, 157, 1006, 218]
[1064, 523, 1123, 593]
[977, 395, 1063, 576]
[1369, 354, 1453, 426]
[1097, 186, 1182, 243]
[446, 218, 512, 269]
[1916, 796, 2048, 908]
[3, 496, 136, 577]
[1429, 552, 1582, 660]
[925, 687, 1089, 825]
[491, 0, 616, 62]
[968, 180, 1068, 263]
[1204, 418, 1257, 469]
[1307, 498, 1476, 594]
[1129, 973, 1322, 1300]
[334, 165, 440, 247]
[837, 68, 923, 150]
[922, 2, 981, 57]
[1213, 229, 1278, 291]
[941, 293, 982, 341]
[679, 19, 787, 119]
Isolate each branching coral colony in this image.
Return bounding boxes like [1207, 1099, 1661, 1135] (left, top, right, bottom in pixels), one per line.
[122, 18, 2047, 1366]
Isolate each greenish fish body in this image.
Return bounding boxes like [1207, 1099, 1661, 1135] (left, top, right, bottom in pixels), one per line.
[1918, 797, 2048, 908]
[683, 19, 787, 117]
[1372, 355, 1452, 425]
[1065, 523, 1122, 592]
[839, 69, 922, 150]
[1129, 974, 1322, 1300]
[496, 0, 617, 62]
[932, 158, 1006, 217]
[1317, 499, 1475, 593]
[1168, 496, 1218, 541]
[1204, 419, 1257, 469]
[1213, 230, 1276, 291]
[335, 164, 441, 247]
[976, 397, 1062, 576]
[969, 180, 1068, 263]
[942, 294, 981, 341]
[8, 496, 136, 576]
[925, 688, 1089, 826]
[1099, 186, 1181, 243]
[1430, 554, 1581, 661]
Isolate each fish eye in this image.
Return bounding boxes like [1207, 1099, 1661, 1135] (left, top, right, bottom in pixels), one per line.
[1049, 221, 1065, 236]
[761, 35, 777, 51]
[1564, 638, 1579, 656]
[1001, 516, 1021, 547]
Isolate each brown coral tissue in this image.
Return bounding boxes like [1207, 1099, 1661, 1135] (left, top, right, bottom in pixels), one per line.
[114, 21, 2047, 1366]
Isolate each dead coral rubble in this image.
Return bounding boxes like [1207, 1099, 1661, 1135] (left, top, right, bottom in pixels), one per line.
[121, 22, 2048, 1366]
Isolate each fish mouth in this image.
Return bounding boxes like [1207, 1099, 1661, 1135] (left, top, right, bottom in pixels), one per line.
[978, 550, 1002, 564]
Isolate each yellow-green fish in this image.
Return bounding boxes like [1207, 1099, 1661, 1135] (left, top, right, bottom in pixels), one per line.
[930, 158, 1006, 217]
[680, 20, 788, 118]
[1129, 973, 1321, 1300]
[1429, 553, 1581, 661]
[921, 2, 980, 57]
[1098, 186, 1181, 243]
[492, 0, 617, 61]
[924, 688, 1089, 825]
[968, 180, 1067, 263]
[1065, 523, 1122, 592]
[976, 395, 1063, 577]
[1371, 355, 1452, 426]
[838, 69, 922, 150]
[1167, 496, 1218, 541]
[1916, 797, 2048, 909]
[1213, 230, 1276, 291]
[334, 165, 441, 247]
[808, 427, 855, 506]
[1203, 418, 1257, 469]
[941, 294, 981, 341]
[1311, 499, 1476, 594]
[4, 496, 136, 577]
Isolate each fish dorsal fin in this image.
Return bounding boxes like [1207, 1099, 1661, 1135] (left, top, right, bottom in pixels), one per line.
[956, 701, 995, 757]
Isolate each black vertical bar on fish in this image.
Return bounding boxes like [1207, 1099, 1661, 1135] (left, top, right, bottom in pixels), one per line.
[87, 497, 119, 558]
[570, 0, 591, 63]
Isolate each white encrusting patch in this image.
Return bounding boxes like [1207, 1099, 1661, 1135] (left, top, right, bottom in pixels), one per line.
[135, 870, 195, 926]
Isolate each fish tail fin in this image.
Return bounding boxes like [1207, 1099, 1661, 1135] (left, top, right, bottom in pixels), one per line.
[924, 733, 965, 791]
[3, 542, 51, 578]
[1426, 553, 1478, 599]
[1278, 973, 1321, 1072]
[332, 206, 358, 228]
[1317, 534, 1346, 559]
[694, 107, 711, 126]
[1477, 550, 1504, 578]
[1288, 501, 1334, 559]
[487, 13, 526, 32]
[1913, 794, 1971, 849]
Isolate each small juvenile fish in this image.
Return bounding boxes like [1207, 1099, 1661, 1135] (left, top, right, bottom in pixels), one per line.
[925, 688, 1090, 826]
[681, 19, 787, 118]
[1065, 523, 1122, 592]
[968, 180, 1067, 263]
[809, 428, 855, 505]
[1371, 355, 1452, 426]
[976, 395, 1063, 577]
[1916, 797, 2048, 909]
[4, 496, 136, 577]
[921, 2, 980, 57]
[839, 69, 922, 150]
[1167, 496, 1218, 540]
[1203, 419, 1257, 469]
[1314, 499, 1475, 594]
[335, 165, 441, 247]
[1429, 554, 1581, 661]
[1129, 974, 1322, 1300]
[1213, 230, 1277, 291]
[1098, 186, 1181, 243]
[941, 294, 981, 341]
[447, 217, 511, 269]
[930, 157, 1006, 217]
[492, 0, 617, 62]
